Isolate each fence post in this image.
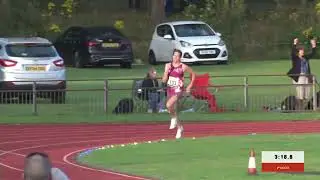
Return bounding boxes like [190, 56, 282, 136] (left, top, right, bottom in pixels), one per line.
[104, 80, 109, 113]
[244, 76, 249, 111]
[312, 75, 317, 111]
[32, 81, 38, 115]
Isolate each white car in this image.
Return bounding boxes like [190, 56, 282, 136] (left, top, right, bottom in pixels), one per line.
[0, 37, 66, 104]
[148, 21, 228, 65]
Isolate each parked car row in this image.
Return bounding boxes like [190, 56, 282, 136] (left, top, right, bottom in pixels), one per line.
[0, 20, 228, 104]
[53, 20, 229, 69]
[0, 26, 134, 103]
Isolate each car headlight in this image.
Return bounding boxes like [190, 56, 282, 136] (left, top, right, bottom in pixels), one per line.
[218, 39, 225, 46]
[180, 41, 192, 47]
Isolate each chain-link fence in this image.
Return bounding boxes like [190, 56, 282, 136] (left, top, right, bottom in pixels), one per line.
[0, 74, 318, 116]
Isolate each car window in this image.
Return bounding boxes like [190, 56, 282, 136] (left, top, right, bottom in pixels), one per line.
[5, 43, 58, 58]
[173, 24, 215, 37]
[61, 29, 74, 40]
[163, 25, 175, 38]
[86, 27, 123, 39]
[156, 25, 175, 39]
[64, 29, 83, 40]
[156, 25, 166, 37]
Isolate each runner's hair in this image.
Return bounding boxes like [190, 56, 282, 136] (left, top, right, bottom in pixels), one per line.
[173, 49, 182, 58]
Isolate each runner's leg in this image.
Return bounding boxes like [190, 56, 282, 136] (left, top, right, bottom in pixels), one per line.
[175, 93, 183, 139]
[166, 94, 178, 129]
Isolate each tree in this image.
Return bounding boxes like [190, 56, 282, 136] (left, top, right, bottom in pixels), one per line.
[316, 0, 320, 15]
[302, 0, 320, 39]
[43, 0, 78, 33]
[129, 0, 141, 9]
[151, 0, 166, 26]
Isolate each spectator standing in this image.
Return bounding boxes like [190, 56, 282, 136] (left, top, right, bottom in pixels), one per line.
[287, 38, 317, 108]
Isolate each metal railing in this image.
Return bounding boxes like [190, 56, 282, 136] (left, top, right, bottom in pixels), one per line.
[0, 74, 318, 116]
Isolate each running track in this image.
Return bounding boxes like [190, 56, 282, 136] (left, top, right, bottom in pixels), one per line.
[1, 120, 320, 180]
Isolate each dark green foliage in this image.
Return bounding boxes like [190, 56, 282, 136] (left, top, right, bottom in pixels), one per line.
[1, 0, 320, 61]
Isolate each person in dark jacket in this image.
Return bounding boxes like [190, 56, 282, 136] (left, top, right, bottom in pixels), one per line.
[141, 67, 165, 113]
[287, 38, 317, 102]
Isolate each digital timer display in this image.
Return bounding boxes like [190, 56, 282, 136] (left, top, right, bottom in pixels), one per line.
[261, 151, 304, 173]
[274, 154, 293, 160]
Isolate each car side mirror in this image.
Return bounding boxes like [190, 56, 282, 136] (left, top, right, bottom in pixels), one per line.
[164, 34, 173, 40]
[216, 32, 222, 37]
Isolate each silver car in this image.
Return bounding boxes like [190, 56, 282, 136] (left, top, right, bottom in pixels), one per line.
[0, 37, 66, 104]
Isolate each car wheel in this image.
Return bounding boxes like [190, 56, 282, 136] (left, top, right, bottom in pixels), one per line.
[120, 62, 132, 69]
[73, 51, 85, 68]
[148, 51, 157, 65]
[50, 91, 66, 104]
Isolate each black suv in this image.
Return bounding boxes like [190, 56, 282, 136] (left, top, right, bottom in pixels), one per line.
[53, 26, 134, 68]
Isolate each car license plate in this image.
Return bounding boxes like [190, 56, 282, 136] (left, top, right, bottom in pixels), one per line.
[102, 43, 120, 48]
[199, 50, 215, 55]
[25, 65, 46, 71]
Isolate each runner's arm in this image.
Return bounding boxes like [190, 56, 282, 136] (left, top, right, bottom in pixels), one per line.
[162, 63, 170, 84]
[184, 65, 195, 91]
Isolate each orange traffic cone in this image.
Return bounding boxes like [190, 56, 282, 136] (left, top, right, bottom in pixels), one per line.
[248, 149, 257, 175]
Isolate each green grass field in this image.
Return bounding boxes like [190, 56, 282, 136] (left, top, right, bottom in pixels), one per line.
[78, 134, 320, 180]
[1, 59, 320, 123]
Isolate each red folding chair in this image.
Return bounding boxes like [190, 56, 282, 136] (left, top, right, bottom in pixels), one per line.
[191, 73, 223, 112]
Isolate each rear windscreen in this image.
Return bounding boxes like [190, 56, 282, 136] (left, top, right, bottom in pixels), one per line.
[86, 28, 123, 39]
[5, 43, 57, 57]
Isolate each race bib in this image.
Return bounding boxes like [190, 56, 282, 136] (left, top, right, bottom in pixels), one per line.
[167, 76, 180, 87]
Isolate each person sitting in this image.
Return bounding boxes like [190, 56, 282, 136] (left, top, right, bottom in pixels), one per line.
[141, 67, 166, 113]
